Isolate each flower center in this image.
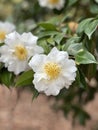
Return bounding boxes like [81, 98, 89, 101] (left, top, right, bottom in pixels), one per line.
[0, 31, 6, 41]
[48, 0, 59, 4]
[44, 62, 61, 80]
[14, 44, 28, 60]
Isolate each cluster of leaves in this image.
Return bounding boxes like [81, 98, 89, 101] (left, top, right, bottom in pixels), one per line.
[0, 0, 98, 125]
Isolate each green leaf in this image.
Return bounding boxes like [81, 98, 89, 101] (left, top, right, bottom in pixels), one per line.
[54, 33, 65, 44]
[78, 111, 90, 125]
[75, 50, 97, 64]
[38, 38, 51, 54]
[77, 17, 98, 39]
[0, 63, 4, 70]
[32, 88, 39, 101]
[68, 0, 78, 6]
[0, 68, 14, 87]
[67, 43, 83, 56]
[0, 43, 4, 46]
[84, 19, 98, 39]
[86, 64, 97, 80]
[90, 2, 98, 14]
[62, 36, 81, 51]
[38, 31, 60, 38]
[77, 18, 94, 35]
[15, 70, 34, 87]
[76, 68, 87, 89]
[72, 105, 90, 125]
[47, 38, 55, 46]
[38, 22, 57, 31]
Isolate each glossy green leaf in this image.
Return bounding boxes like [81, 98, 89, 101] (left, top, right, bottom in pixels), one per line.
[84, 19, 98, 39]
[77, 18, 94, 35]
[75, 50, 97, 64]
[15, 70, 34, 87]
[0, 69, 14, 87]
[67, 43, 83, 56]
[62, 36, 81, 51]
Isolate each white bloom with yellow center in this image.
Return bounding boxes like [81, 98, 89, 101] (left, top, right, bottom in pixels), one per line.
[38, 0, 65, 10]
[0, 21, 15, 43]
[29, 47, 77, 96]
[0, 31, 44, 75]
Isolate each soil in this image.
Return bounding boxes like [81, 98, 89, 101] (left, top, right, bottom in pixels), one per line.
[0, 85, 98, 130]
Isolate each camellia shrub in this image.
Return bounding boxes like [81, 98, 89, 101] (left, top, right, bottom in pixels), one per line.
[0, 0, 98, 125]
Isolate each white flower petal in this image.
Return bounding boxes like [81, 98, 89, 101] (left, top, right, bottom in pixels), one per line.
[38, 0, 65, 10]
[8, 60, 28, 75]
[45, 84, 60, 96]
[4, 22, 15, 33]
[47, 47, 68, 62]
[33, 78, 49, 92]
[32, 45, 44, 55]
[29, 54, 46, 72]
[30, 47, 77, 96]
[5, 31, 21, 46]
[21, 32, 38, 45]
[0, 31, 44, 75]
[38, 0, 47, 7]
[0, 21, 15, 43]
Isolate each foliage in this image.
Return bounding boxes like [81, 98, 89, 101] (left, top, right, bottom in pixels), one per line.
[0, 0, 98, 125]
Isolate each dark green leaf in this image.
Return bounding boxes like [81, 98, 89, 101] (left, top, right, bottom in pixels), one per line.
[76, 68, 87, 89]
[0, 68, 14, 87]
[32, 88, 39, 101]
[15, 70, 34, 87]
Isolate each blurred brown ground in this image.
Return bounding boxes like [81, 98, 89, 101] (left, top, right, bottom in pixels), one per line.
[0, 85, 98, 130]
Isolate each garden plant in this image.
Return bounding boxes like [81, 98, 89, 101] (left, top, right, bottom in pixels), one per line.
[0, 0, 98, 125]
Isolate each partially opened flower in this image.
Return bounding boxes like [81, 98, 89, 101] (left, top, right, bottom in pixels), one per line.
[29, 47, 77, 96]
[0, 31, 43, 75]
[38, 0, 65, 10]
[0, 21, 15, 43]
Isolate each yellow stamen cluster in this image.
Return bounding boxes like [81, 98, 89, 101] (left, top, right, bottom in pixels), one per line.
[48, 0, 59, 4]
[44, 62, 61, 80]
[14, 44, 27, 60]
[0, 31, 6, 41]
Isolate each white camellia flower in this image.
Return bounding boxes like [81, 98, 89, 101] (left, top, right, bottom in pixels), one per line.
[0, 31, 44, 75]
[38, 0, 65, 10]
[0, 21, 15, 43]
[29, 47, 77, 96]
